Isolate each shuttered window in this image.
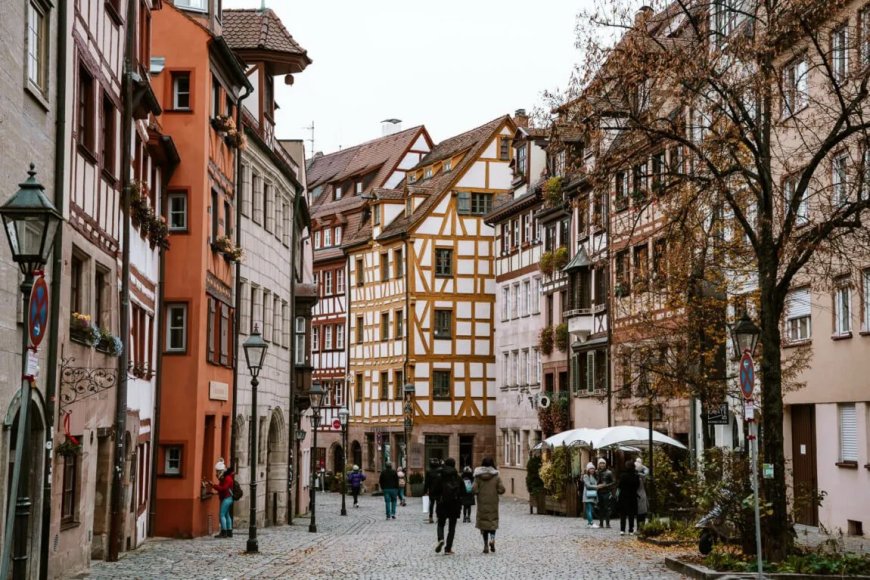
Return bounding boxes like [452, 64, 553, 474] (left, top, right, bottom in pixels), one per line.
[838, 404, 857, 462]
[785, 288, 812, 341]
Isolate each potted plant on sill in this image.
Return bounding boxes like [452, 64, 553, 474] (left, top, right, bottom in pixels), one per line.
[212, 235, 244, 263]
[148, 216, 170, 250]
[539, 326, 554, 356]
[224, 128, 247, 150]
[211, 114, 236, 133]
[543, 176, 563, 208]
[96, 328, 123, 357]
[70, 313, 100, 347]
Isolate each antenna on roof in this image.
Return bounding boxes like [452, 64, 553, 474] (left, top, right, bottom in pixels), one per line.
[303, 121, 315, 153]
[260, 0, 266, 11]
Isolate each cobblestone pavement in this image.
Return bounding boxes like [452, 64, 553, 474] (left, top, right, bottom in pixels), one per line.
[80, 493, 686, 579]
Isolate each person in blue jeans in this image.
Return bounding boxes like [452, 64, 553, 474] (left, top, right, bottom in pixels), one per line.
[582, 462, 600, 528]
[208, 461, 235, 538]
[379, 463, 400, 519]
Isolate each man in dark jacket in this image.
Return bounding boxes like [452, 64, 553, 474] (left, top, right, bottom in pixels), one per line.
[596, 458, 615, 528]
[379, 463, 400, 520]
[434, 458, 464, 555]
[422, 458, 442, 523]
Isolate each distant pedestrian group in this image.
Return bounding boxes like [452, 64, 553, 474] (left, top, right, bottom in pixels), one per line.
[581, 456, 649, 535]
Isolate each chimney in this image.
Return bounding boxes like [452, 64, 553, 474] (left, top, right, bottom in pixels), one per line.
[635, 5, 654, 28]
[514, 109, 529, 129]
[381, 119, 402, 136]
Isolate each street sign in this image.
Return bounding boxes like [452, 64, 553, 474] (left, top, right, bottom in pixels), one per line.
[763, 463, 773, 479]
[706, 403, 730, 425]
[28, 276, 49, 348]
[739, 351, 755, 400]
[332, 419, 340, 430]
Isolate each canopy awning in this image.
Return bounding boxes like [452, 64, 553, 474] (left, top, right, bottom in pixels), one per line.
[534, 426, 687, 451]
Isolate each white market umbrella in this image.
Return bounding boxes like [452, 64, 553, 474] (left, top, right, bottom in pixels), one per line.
[535, 428, 599, 450]
[590, 426, 687, 450]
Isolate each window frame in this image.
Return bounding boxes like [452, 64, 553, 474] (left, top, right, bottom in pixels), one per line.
[432, 370, 452, 400]
[77, 64, 96, 154]
[61, 451, 79, 523]
[834, 284, 852, 336]
[380, 312, 390, 341]
[167, 191, 189, 232]
[165, 303, 188, 353]
[831, 23, 848, 83]
[434, 309, 452, 339]
[26, 0, 50, 96]
[838, 403, 858, 463]
[434, 248, 453, 277]
[171, 71, 192, 111]
[163, 445, 183, 476]
[174, 0, 207, 11]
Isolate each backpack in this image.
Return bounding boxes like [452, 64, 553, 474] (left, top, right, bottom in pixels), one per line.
[440, 473, 463, 504]
[232, 479, 244, 501]
[464, 479, 473, 493]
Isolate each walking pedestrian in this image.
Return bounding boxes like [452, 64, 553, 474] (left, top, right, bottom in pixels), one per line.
[348, 465, 366, 508]
[206, 460, 235, 538]
[379, 462, 400, 520]
[460, 466, 475, 523]
[472, 456, 504, 554]
[433, 458, 464, 555]
[582, 462, 600, 528]
[595, 458, 615, 528]
[423, 458, 442, 523]
[635, 457, 649, 529]
[397, 467, 407, 507]
[617, 459, 640, 535]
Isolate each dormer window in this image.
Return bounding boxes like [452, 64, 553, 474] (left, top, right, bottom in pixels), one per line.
[443, 159, 452, 172]
[334, 185, 342, 201]
[499, 137, 511, 160]
[355, 181, 363, 194]
[175, 0, 206, 11]
[516, 145, 527, 176]
[424, 167, 433, 180]
[408, 173, 417, 184]
[373, 206, 381, 226]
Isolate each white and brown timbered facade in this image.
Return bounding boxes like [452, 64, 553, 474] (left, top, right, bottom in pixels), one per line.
[346, 116, 516, 481]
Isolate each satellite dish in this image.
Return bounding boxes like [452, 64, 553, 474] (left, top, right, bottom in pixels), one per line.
[539, 396, 551, 409]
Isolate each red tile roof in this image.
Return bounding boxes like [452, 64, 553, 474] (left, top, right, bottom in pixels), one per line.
[222, 9, 311, 65]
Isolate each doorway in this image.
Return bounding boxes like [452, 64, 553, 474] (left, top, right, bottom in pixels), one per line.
[333, 444, 345, 474]
[425, 435, 449, 466]
[265, 412, 287, 527]
[351, 441, 362, 468]
[91, 433, 112, 559]
[791, 405, 818, 526]
[459, 435, 474, 469]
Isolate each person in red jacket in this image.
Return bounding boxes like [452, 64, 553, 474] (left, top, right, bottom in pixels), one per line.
[207, 461, 235, 538]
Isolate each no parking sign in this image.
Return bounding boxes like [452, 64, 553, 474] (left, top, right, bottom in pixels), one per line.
[28, 276, 49, 349]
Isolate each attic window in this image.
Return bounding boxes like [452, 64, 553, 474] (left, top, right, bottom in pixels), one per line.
[408, 173, 417, 184]
[424, 167, 433, 180]
[334, 186, 342, 201]
[175, 0, 206, 11]
[443, 159, 452, 172]
[373, 206, 381, 226]
[355, 181, 363, 194]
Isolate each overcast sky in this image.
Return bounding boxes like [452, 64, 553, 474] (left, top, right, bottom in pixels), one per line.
[225, 0, 589, 156]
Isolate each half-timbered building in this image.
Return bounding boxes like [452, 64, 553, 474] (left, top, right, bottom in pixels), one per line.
[345, 115, 516, 481]
[306, 125, 431, 475]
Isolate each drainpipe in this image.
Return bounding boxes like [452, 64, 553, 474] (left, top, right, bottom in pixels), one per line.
[605, 187, 612, 428]
[285, 191, 302, 525]
[39, 0, 69, 576]
[229, 83, 251, 473]
[148, 209, 167, 536]
[107, 0, 137, 561]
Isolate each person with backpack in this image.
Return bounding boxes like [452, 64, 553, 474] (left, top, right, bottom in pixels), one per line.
[433, 458, 463, 555]
[422, 458, 442, 523]
[207, 460, 236, 538]
[472, 456, 505, 554]
[460, 466, 475, 523]
[379, 462, 400, 520]
[397, 468, 407, 507]
[347, 465, 366, 508]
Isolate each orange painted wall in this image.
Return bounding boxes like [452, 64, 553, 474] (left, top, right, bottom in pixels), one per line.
[151, 5, 236, 538]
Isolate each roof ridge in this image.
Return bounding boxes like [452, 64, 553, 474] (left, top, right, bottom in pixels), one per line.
[310, 125, 426, 161]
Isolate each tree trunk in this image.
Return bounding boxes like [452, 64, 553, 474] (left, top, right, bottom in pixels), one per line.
[757, 261, 794, 561]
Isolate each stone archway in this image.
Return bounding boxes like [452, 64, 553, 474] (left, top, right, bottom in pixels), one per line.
[264, 409, 287, 527]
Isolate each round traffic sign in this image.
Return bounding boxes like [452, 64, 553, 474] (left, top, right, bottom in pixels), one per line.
[28, 276, 49, 348]
[739, 352, 755, 400]
[332, 419, 341, 430]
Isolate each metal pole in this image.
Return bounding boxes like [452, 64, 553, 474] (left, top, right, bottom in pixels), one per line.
[2, 276, 35, 580]
[340, 423, 347, 516]
[403, 422, 410, 500]
[750, 414, 763, 577]
[648, 395, 654, 516]
[247, 375, 259, 553]
[309, 415, 318, 532]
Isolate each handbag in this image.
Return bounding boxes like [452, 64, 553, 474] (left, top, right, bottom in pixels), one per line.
[585, 488, 598, 500]
[422, 495, 430, 514]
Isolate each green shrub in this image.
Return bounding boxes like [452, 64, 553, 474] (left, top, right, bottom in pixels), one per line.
[539, 446, 571, 501]
[540, 251, 554, 275]
[554, 323, 569, 352]
[408, 471, 424, 485]
[526, 455, 545, 495]
[553, 246, 570, 270]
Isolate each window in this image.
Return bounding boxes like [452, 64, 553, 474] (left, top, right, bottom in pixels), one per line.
[356, 316, 364, 343]
[503, 430, 510, 466]
[168, 192, 188, 231]
[651, 152, 665, 193]
[443, 159, 452, 172]
[224, 201, 233, 237]
[785, 288, 812, 342]
[99, 94, 116, 177]
[312, 325, 319, 352]
[381, 312, 390, 341]
[210, 190, 219, 242]
[618, 351, 632, 398]
[633, 244, 649, 290]
[499, 137, 510, 160]
[834, 284, 851, 336]
[832, 24, 848, 82]
[632, 162, 648, 204]
[355, 374, 363, 402]
[652, 240, 667, 287]
[69, 254, 83, 314]
[435, 248, 453, 277]
[862, 6, 870, 68]
[615, 250, 631, 296]
[534, 348, 541, 385]
[334, 226, 342, 245]
[61, 452, 78, 522]
[501, 287, 510, 321]
[77, 65, 95, 151]
[324, 271, 333, 295]
[838, 404, 857, 462]
[164, 446, 182, 475]
[336, 269, 345, 294]
[381, 253, 389, 281]
[26, 1, 49, 93]
[294, 316, 306, 365]
[172, 71, 191, 110]
[334, 185, 342, 200]
[434, 310, 452, 339]
[864, 270, 870, 331]
[456, 192, 492, 215]
[394, 249, 403, 278]
[379, 372, 389, 400]
[833, 153, 849, 206]
[515, 431, 522, 467]
[336, 324, 345, 349]
[314, 230, 321, 249]
[433, 370, 451, 399]
[516, 145, 527, 176]
[395, 309, 404, 338]
[394, 370, 404, 399]
[175, 0, 206, 9]
[356, 259, 364, 286]
[324, 325, 333, 350]
[323, 226, 331, 247]
[782, 57, 808, 116]
[373, 206, 380, 226]
[531, 278, 541, 314]
[522, 280, 531, 316]
[94, 267, 107, 328]
[783, 175, 808, 225]
[510, 284, 518, 319]
[211, 77, 221, 119]
[614, 171, 628, 211]
[166, 304, 187, 352]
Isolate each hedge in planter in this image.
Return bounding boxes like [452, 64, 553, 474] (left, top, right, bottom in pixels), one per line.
[554, 323, 569, 352]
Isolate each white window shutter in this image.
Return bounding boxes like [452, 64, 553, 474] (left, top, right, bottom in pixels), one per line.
[839, 404, 857, 462]
[786, 288, 811, 319]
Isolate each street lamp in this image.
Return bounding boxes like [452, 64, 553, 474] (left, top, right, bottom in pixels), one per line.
[402, 383, 415, 500]
[338, 407, 349, 516]
[0, 164, 62, 580]
[242, 326, 268, 554]
[308, 381, 325, 533]
[730, 311, 760, 356]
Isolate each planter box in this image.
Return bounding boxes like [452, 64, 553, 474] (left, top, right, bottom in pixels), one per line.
[544, 495, 568, 516]
[664, 557, 870, 580]
[530, 492, 546, 514]
[410, 483, 424, 497]
[70, 327, 96, 347]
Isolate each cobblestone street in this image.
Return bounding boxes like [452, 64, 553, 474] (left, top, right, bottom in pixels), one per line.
[80, 493, 685, 579]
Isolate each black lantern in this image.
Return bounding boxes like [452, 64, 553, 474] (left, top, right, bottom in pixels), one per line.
[243, 325, 268, 377]
[0, 164, 62, 275]
[308, 380, 325, 412]
[295, 428, 307, 441]
[338, 406, 349, 427]
[730, 311, 760, 357]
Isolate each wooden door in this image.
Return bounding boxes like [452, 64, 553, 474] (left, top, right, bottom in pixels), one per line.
[790, 405, 818, 526]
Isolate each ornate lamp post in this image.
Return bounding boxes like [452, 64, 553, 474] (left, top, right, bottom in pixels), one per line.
[729, 311, 761, 576]
[402, 383, 415, 500]
[338, 406, 349, 516]
[308, 381, 325, 533]
[242, 326, 268, 554]
[0, 165, 62, 580]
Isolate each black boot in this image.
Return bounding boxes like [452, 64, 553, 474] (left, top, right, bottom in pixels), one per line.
[227, 529, 233, 538]
[214, 530, 226, 538]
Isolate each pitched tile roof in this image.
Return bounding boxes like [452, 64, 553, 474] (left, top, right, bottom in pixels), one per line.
[377, 115, 513, 241]
[222, 9, 311, 64]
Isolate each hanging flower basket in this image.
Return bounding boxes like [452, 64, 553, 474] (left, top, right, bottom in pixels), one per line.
[56, 437, 82, 457]
[148, 217, 170, 250]
[540, 251, 554, 276]
[212, 236, 244, 263]
[211, 114, 236, 133]
[224, 129, 247, 150]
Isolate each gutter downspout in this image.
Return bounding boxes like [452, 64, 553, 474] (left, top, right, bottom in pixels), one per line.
[107, 0, 137, 561]
[285, 192, 302, 525]
[148, 203, 167, 536]
[605, 186, 613, 428]
[40, 0, 68, 576]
